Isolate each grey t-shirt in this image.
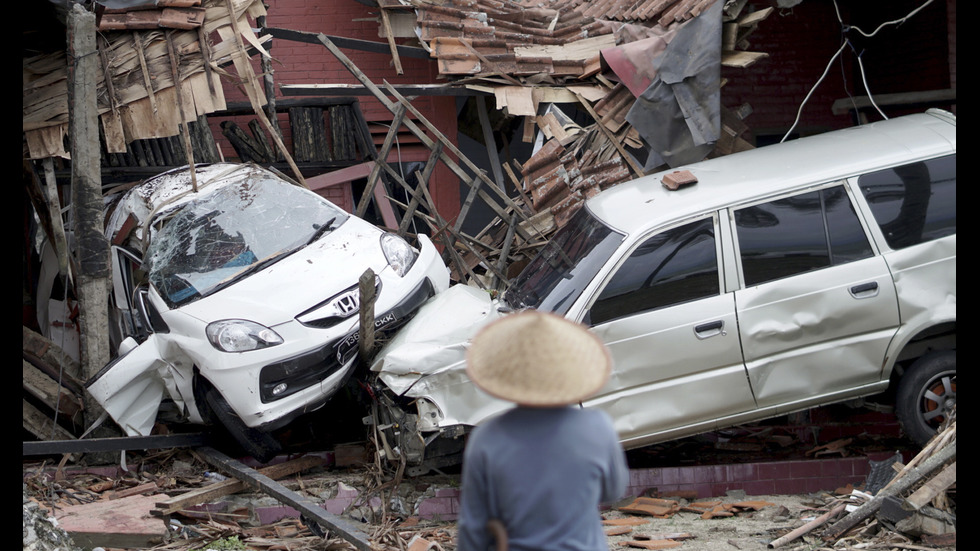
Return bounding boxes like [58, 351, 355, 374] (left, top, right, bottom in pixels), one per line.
[456, 406, 629, 551]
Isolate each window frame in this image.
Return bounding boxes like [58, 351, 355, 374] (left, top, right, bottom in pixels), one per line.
[853, 153, 956, 252]
[582, 212, 725, 326]
[725, 180, 880, 290]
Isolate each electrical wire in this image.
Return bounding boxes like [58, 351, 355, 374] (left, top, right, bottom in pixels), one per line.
[782, 0, 937, 142]
[841, 0, 936, 38]
[854, 46, 888, 121]
[780, 40, 848, 143]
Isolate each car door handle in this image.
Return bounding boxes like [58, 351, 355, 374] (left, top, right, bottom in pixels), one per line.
[694, 320, 726, 340]
[849, 282, 879, 299]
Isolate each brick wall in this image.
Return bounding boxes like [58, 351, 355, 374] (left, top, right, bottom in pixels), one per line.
[721, 0, 953, 142]
[209, 0, 460, 218]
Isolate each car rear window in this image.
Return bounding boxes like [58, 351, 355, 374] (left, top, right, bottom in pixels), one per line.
[858, 154, 956, 250]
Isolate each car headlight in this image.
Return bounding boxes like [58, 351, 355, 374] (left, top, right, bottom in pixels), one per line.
[381, 232, 418, 277]
[206, 320, 283, 352]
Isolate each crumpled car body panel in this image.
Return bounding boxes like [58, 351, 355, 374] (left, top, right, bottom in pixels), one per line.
[369, 111, 956, 472]
[85, 163, 451, 436]
[370, 284, 513, 428]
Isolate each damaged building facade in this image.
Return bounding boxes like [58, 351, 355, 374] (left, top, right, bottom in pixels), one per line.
[24, 0, 954, 453]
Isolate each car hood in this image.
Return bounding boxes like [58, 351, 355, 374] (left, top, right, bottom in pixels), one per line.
[175, 217, 390, 326]
[370, 284, 508, 396]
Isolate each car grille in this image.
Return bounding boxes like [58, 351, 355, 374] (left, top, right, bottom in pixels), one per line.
[259, 278, 437, 403]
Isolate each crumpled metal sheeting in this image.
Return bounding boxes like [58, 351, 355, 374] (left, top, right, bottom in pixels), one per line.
[621, 0, 721, 169]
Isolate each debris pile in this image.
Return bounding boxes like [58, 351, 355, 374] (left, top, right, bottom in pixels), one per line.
[23, 0, 777, 296]
[23, 485, 83, 551]
[374, 0, 774, 288]
[816, 410, 956, 549]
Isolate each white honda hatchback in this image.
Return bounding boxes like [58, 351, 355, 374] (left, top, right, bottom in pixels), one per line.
[84, 163, 450, 461]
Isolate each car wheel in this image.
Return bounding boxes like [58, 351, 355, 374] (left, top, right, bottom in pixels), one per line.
[895, 350, 956, 447]
[203, 385, 282, 463]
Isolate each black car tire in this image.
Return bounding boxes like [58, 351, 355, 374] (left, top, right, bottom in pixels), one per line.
[895, 350, 956, 447]
[204, 385, 282, 463]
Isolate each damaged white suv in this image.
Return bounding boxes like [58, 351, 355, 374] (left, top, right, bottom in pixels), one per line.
[83, 163, 449, 461]
[369, 110, 956, 475]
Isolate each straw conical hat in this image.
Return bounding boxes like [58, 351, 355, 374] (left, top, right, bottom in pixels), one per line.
[465, 311, 612, 406]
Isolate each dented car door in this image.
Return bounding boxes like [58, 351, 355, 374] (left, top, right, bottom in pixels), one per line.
[731, 184, 901, 409]
[581, 215, 756, 446]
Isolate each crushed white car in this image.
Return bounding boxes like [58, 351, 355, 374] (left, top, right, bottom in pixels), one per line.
[80, 163, 449, 461]
[369, 110, 956, 475]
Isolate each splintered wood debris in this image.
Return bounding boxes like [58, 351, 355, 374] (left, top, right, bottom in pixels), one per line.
[22, 0, 273, 163]
[328, 0, 776, 289]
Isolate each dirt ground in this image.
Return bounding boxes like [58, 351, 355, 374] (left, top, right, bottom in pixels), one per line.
[378, 483, 955, 551]
[599, 491, 840, 551]
[23, 456, 956, 551]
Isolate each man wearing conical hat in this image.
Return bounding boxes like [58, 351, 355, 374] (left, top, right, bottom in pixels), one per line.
[456, 311, 629, 551]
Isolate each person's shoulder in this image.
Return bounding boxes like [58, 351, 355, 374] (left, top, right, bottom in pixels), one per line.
[575, 407, 618, 432]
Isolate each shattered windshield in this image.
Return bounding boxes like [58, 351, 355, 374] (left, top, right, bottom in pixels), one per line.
[504, 206, 624, 316]
[145, 171, 350, 308]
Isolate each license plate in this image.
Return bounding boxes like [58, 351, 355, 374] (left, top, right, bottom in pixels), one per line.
[335, 311, 397, 363]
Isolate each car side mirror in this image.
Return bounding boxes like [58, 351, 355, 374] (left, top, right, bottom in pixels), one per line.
[118, 336, 139, 356]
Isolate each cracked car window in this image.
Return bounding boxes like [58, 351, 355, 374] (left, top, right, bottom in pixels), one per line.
[504, 206, 624, 316]
[145, 171, 349, 307]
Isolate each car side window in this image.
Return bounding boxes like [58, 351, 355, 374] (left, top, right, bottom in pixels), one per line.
[858, 155, 955, 250]
[735, 185, 874, 287]
[589, 218, 719, 325]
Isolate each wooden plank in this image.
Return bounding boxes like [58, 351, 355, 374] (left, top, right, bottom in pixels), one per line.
[306, 161, 373, 192]
[382, 82, 539, 242]
[721, 50, 769, 68]
[373, 176, 400, 229]
[219, 0, 305, 186]
[165, 30, 198, 190]
[454, 175, 483, 233]
[905, 461, 956, 511]
[23, 359, 83, 421]
[477, 94, 505, 191]
[355, 104, 407, 218]
[737, 6, 773, 27]
[379, 7, 403, 74]
[264, 26, 430, 59]
[55, 493, 168, 549]
[831, 88, 956, 115]
[279, 83, 484, 97]
[23, 399, 78, 444]
[399, 142, 444, 235]
[572, 91, 644, 178]
[302, 29, 541, 243]
[513, 34, 616, 61]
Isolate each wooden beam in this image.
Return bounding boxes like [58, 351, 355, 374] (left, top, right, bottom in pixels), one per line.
[399, 143, 443, 235]
[379, 7, 403, 74]
[824, 442, 956, 540]
[356, 104, 407, 218]
[905, 461, 956, 511]
[221, 1, 306, 187]
[263, 26, 430, 58]
[358, 268, 377, 361]
[280, 83, 489, 97]
[831, 88, 956, 115]
[384, 83, 539, 242]
[152, 455, 326, 516]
